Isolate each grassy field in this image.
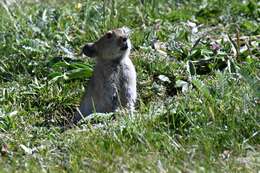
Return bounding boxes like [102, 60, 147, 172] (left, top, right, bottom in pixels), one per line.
[0, 0, 259, 172]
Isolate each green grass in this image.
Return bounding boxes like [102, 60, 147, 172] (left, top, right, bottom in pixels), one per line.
[0, 0, 259, 172]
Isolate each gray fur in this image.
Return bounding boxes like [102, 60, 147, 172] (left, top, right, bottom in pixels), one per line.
[73, 27, 136, 123]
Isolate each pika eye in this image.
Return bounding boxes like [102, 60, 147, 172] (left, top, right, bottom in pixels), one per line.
[106, 31, 113, 39]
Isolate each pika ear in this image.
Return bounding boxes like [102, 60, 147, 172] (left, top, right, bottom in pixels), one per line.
[82, 43, 97, 57]
[106, 31, 113, 39]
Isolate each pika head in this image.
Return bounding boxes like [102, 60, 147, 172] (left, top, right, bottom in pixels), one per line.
[82, 27, 131, 60]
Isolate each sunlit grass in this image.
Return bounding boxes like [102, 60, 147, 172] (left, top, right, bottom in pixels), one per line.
[0, 0, 259, 172]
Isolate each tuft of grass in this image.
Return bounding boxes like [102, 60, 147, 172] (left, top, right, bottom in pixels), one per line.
[0, 0, 259, 172]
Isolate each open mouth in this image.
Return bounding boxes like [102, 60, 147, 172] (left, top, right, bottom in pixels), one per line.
[120, 44, 128, 51]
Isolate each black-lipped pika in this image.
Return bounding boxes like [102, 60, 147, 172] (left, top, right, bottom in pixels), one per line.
[73, 27, 136, 123]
